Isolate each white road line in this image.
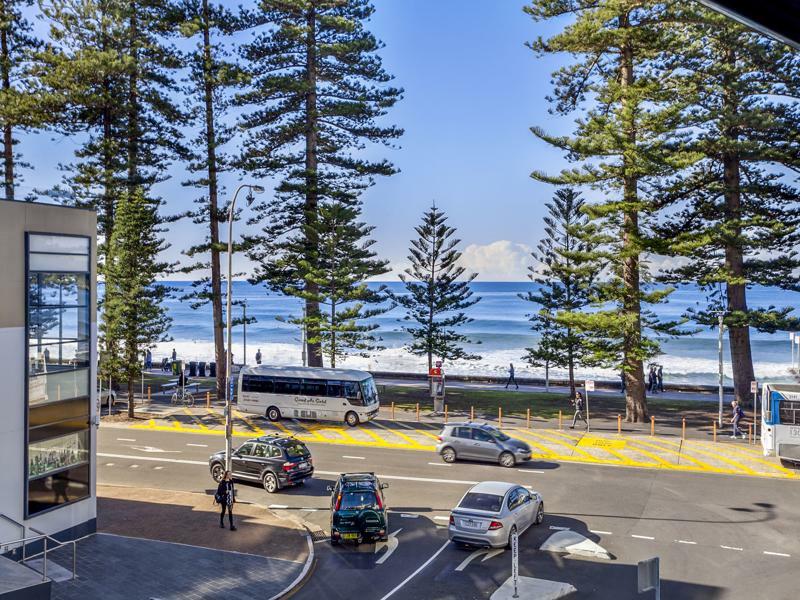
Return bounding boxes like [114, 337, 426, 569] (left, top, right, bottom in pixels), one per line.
[549, 526, 570, 531]
[186, 443, 208, 448]
[631, 535, 655, 540]
[116, 438, 136, 442]
[763, 551, 791, 558]
[455, 549, 486, 572]
[375, 529, 403, 565]
[153, 466, 164, 470]
[302, 509, 319, 512]
[517, 469, 545, 474]
[427, 462, 451, 467]
[316, 470, 478, 487]
[129, 465, 139, 469]
[343, 455, 366, 460]
[400, 513, 419, 519]
[379, 540, 450, 600]
[433, 516, 450, 522]
[677, 540, 697, 545]
[269, 504, 289, 509]
[590, 530, 612, 535]
[105, 463, 115, 467]
[98, 453, 206, 466]
[720, 545, 743, 551]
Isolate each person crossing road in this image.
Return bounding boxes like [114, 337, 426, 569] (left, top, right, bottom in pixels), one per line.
[571, 391, 587, 429]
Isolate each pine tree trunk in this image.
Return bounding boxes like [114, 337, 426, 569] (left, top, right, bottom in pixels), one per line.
[330, 300, 336, 368]
[201, 0, 226, 400]
[304, 6, 322, 367]
[620, 16, 647, 422]
[723, 153, 756, 407]
[0, 12, 14, 202]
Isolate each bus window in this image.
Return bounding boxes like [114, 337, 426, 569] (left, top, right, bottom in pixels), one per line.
[301, 380, 327, 396]
[245, 375, 273, 393]
[780, 400, 800, 425]
[360, 378, 378, 405]
[344, 381, 363, 406]
[274, 379, 301, 395]
[327, 381, 343, 397]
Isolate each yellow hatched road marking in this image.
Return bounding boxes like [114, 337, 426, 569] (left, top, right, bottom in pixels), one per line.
[407, 426, 442, 441]
[625, 438, 720, 471]
[548, 431, 647, 466]
[234, 410, 264, 436]
[370, 421, 423, 447]
[532, 430, 610, 462]
[360, 426, 403, 446]
[557, 430, 675, 468]
[290, 420, 328, 442]
[508, 429, 567, 460]
[695, 441, 792, 472]
[649, 438, 759, 475]
[182, 408, 209, 431]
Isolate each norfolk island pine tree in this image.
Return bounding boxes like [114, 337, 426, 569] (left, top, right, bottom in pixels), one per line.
[525, 1, 691, 421]
[236, 0, 402, 368]
[394, 204, 481, 372]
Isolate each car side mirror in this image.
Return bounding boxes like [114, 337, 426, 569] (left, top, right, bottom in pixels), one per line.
[380, 483, 389, 490]
[326, 485, 333, 492]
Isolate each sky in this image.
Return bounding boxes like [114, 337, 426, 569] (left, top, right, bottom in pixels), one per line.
[20, 0, 574, 281]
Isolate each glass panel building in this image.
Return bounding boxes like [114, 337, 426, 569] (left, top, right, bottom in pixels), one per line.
[0, 201, 97, 544]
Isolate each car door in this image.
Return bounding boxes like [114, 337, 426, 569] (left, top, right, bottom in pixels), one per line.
[506, 488, 527, 530]
[232, 442, 254, 478]
[470, 428, 500, 462]
[250, 443, 269, 478]
[449, 427, 472, 458]
[515, 487, 535, 530]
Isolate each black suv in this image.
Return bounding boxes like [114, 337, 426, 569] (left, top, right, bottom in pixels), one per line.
[328, 473, 389, 545]
[209, 435, 313, 493]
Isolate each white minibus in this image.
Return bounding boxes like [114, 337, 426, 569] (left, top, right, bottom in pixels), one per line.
[761, 383, 800, 466]
[237, 365, 380, 427]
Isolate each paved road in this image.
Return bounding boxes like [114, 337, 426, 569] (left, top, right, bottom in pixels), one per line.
[97, 427, 800, 599]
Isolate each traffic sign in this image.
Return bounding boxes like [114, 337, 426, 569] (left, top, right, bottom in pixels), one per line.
[585, 380, 595, 392]
[429, 367, 442, 377]
[751, 381, 758, 394]
[511, 529, 519, 598]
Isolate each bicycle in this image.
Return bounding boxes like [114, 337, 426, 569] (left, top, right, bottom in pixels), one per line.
[171, 387, 195, 406]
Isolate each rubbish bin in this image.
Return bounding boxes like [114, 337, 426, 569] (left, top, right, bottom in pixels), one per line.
[209, 362, 216, 377]
[198, 361, 206, 377]
[189, 361, 197, 377]
[171, 360, 180, 376]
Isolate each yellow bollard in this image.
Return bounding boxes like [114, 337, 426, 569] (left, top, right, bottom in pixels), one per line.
[682, 417, 686, 441]
[650, 416, 655, 437]
[498, 406, 503, 429]
[148, 386, 151, 401]
[713, 420, 717, 443]
[617, 415, 622, 435]
[206, 391, 210, 409]
[444, 404, 448, 423]
[416, 403, 420, 422]
[391, 401, 395, 421]
[558, 410, 562, 431]
[470, 406, 474, 422]
[527, 408, 531, 430]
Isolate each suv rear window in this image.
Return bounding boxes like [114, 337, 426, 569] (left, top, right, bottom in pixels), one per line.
[459, 492, 503, 513]
[341, 491, 378, 510]
[282, 440, 310, 458]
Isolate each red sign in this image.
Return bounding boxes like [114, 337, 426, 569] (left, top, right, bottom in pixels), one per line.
[429, 367, 442, 377]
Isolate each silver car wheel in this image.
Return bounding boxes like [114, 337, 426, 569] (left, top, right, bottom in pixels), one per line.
[499, 451, 515, 468]
[441, 447, 456, 463]
[211, 463, 225, 483]
[263, 472, 278, 493]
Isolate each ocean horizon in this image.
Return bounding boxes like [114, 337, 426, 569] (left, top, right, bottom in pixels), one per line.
[143, 281, 800, 386]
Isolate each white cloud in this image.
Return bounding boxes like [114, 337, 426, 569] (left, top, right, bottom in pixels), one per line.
[457, 240, 534, 281]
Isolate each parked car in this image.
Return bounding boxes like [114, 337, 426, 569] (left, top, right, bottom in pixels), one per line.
[448, 481, 544, 548]
[209, 435, 313, 493]
[327, 472, 389, 545]
[435, 422, 532, 467]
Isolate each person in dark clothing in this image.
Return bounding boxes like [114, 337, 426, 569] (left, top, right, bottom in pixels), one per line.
[216, 471, 237, 530]
[171, 348, 177, 362]
[657, 365, 664, 393]
[255, 349, 262, 365]
[648, 365, 657, 394]
[731, 400, 745, 439]
[571, 391, 587, 429]
[620, 371, 626, 394]
[505, 363, 519, 390]
[178, 369, 188, 389]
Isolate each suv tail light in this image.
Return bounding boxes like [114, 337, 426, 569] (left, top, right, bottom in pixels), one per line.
[282, 462, 294, 472]
[375, 493, 383, 510]
[488, 521, 504, 530]
[449, 515, 454, 525]
[335, 494, 342, 511]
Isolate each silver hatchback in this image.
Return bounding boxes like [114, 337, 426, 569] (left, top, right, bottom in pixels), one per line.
[435, 422, 532, 467]
[448, 481, 544, 548]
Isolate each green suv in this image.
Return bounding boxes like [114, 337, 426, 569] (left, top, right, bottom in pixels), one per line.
[328, 473, 389, 545]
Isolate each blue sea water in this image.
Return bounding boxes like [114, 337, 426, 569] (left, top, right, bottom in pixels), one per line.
[155, 281, 800, 385]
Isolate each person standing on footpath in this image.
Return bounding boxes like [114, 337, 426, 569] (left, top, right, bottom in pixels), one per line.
[505, 363, 519, 390]
[657, 365, 664, 393]
[171, 348, 177, 362]
[255, 349, 262, 365]
[730, 400, 745, 440]
[216, 471, 237, 530]
[620, 371, 626, 394]
[648, 365, 657, 394]
[571, 391, 587, 429]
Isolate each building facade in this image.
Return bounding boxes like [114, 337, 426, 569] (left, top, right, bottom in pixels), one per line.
[0, 201, 97, 543]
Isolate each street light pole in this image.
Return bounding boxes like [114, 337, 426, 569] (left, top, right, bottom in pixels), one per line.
[225, 183, 264, 472]
[718, 312, 725, 427]
[242, 300, 247, 366]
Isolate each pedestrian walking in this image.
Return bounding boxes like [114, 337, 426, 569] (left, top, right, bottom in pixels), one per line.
[505, 363, 519, 390]
[43, 347, 50, 364]
[571, 391, 587, 429]
[145, 349, 152, 370]
[648, 365, 657, 394]
[255, 349, 262, 365]
[215, 471, 237, 530]
[620, 370, 626, 394]
[730, 400, 745, 439]
[171, 348, 177, 362]
[657, 365, 664, 393]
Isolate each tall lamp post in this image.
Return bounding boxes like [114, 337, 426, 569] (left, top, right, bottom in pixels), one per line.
[716, 311, 726, 427]
[225, 183, 264, 471]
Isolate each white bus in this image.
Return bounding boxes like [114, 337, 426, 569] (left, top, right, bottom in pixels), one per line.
[761, 383, 800, 466]
[237, 365, 380, 427]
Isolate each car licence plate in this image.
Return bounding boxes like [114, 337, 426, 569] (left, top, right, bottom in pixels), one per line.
[342, 533, 359, 540]
[460, 518, 481, 530]
[298, 461, 308, 469]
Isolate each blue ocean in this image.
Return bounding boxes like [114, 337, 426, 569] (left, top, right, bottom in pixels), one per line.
[154, 281, 799, 385]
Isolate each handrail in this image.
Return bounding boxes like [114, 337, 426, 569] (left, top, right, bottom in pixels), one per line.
[29, 527, 77, 581]
[0, 533, 46, 581]
[0, 514, 25, 539]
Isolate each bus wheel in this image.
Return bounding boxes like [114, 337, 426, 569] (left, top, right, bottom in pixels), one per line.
[267, 406, 281, 422]
[345, 411, 360, 427]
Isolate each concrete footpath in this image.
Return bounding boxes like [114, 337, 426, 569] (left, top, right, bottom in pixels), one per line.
[50, 485, 313, 600]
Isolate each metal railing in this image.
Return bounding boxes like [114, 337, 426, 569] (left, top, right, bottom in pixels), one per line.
[0, 523, 77, 582]
[28, 527, 77, 581]
[0, 513, 25, 540]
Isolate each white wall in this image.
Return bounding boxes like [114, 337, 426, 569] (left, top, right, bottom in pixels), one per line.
[0, 326, 25, 541]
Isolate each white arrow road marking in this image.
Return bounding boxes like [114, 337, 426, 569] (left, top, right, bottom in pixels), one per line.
[590, 530, 612, 535]
[720, 545, 743, 551]
[116, 438, 136, 442]
[343, 456, 366, 460]
[400, 513, 419, 519]
[763, 551, 791, 558]
[186, 443, 208, 448]
[375, 529, 403, 565]
[128, 445, 181, 454]
[455, 548, 505, 572]
[427, 462, 451, 467]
